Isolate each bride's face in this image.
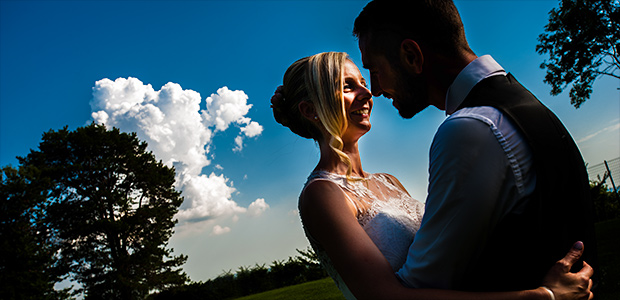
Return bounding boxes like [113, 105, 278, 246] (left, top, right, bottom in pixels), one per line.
[341, 60, 373, 143]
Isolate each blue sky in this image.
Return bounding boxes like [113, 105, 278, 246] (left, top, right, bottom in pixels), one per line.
[1, 0, 618, 283]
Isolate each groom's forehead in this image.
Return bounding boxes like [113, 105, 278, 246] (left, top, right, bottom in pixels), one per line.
[358, 34, 386, 71]
[358, 37, 372, 70]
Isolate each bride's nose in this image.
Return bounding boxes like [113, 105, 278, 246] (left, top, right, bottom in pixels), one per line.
[357, 85, 373, 102]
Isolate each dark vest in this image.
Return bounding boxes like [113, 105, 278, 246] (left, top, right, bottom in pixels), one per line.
[456, 74, 598, 291]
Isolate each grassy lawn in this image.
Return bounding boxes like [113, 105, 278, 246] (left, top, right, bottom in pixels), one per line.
[235, 218, 619, 300]
[233, 277, 345, 300]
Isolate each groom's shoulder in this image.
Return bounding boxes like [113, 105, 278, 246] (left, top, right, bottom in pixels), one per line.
[431, 107, 509, 157]
[438, 106, 502, 137]
[447, 106, 502, 124]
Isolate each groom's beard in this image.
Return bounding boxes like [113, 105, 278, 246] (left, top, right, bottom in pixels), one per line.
[392, 66, 430, 119]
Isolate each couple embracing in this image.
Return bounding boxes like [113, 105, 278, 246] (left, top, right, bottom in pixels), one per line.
[270, 1, 597, 299]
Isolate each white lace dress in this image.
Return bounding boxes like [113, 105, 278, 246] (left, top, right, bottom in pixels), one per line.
[300, 171, 425, 299]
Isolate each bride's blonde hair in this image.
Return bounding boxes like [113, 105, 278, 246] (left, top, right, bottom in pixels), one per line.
[273, 52, 354, 178]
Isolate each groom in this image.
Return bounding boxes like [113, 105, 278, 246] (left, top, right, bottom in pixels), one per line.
[353, 0, 597, 291]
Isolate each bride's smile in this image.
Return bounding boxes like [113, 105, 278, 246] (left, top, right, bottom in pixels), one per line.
[342, 60, 373, 141]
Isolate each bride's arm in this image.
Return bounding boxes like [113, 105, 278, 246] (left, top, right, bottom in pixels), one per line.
[299, 180, 593, 300]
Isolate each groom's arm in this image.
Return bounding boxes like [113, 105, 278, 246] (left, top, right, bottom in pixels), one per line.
[397, 115, 512, 289]
[299, 159, 582, 300]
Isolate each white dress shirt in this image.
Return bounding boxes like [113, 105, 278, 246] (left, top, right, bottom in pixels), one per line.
[396, 55, 536, 288]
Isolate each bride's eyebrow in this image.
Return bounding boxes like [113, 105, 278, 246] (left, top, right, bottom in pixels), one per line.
[345, 75, 366, 85]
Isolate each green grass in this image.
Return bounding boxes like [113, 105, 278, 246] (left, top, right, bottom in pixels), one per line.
[234, 218, 620, 300]
[233, 277, 345, 300]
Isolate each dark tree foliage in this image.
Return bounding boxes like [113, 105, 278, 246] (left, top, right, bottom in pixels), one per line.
[1, 166, 71, 300]
[149, 247, 328, 300]
[536, 0, 619, 108]
[7, 123, 188, 299]
[591, 180, 620, 222]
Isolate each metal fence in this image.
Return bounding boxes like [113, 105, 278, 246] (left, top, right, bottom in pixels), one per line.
[587, 157, 620, 192]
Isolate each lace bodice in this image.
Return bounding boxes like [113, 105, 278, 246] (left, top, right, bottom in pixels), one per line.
[300, 171, 425, 300]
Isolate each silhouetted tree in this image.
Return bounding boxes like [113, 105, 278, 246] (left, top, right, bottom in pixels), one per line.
[8, 123, 188, 299]
[536, 0, 619, 108]
[1, 166, 71, 300]
[591, 180, 620, 222]
[236, 264, 271, 295]
[294, 247, 327, 282]
[149, 247, 328, 300]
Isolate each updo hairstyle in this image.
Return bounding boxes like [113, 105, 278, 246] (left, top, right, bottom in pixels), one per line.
[272, 52, 354, 176]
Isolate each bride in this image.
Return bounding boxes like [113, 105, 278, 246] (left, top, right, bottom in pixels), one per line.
[270, 52, 593, 300]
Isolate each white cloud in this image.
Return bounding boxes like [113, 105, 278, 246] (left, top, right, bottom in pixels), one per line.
[90, 77, 266, 230]
[577, 121, 620, 143]
[212, 225, 231, 235]
[176, 172, 246, 222]
[91, 78, 211, 176]
[241, 120, 263, 137]
[201, 87, 263, 151]
[236, 121, 263, 152]
[233, 136, 244, 152]
[247, 198, 269, 217]
[202, 87, 252, 132]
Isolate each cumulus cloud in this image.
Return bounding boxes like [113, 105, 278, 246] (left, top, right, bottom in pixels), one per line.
[91, 78, 211, 175]
[241, 120, 263, 137]
[236, 121, 264, 152]
[247, 198, 270, 217]
[233, 136, 245, 152]
[90, 77, 266, 231]
[212, 225, 231, 235]
[203, 87, 253, 132]
[176, 173, 246, 222]
[201, 87, 263, 151]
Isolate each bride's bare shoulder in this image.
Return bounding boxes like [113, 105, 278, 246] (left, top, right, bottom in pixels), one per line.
[300, 180, 348, 211]
[299, 180, 357, 225]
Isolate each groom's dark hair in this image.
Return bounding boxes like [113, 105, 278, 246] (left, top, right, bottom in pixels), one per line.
[353, 0, 473, 59]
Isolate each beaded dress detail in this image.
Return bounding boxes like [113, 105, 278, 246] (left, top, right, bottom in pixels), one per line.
[300, 171, 425, 300]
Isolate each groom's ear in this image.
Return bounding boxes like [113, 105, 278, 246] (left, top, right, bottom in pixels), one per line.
[400, 39, 424, 74]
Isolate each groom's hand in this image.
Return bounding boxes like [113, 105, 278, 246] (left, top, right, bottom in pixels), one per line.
[541, 241, 594, 300]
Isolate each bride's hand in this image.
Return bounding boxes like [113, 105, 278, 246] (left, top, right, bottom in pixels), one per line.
[541, 241, 594, 300]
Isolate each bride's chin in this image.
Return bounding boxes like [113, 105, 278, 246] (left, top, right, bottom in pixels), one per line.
[356, 128, 372, 140]
[342, 131, 369, 144]
[360, 123, 371, 133]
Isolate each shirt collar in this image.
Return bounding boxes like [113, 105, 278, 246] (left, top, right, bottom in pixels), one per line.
[445, 55, 506, 115]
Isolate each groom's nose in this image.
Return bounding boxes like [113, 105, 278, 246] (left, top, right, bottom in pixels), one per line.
[370, 76, 384, 97]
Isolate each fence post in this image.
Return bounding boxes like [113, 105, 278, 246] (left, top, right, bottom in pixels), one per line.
[604, 160, 620, 201]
